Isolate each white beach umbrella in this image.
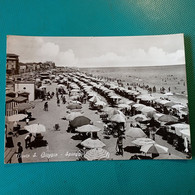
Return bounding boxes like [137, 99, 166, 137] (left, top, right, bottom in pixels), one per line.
[95, 101, 107, 106]
[172, 104, 185, 110]
[66, 112, 83, 121]
[132, 103, 146, 110]
[132, 138, 155, 146]
[131, 114, 148, 122]
[76, 124, 101, 133]
[164, 92, 173, 96]
[24, 124, 46, 134]
[117, 104, 131, 109]
[125, 127, 147, 138]
[8, 114, 28, 122]
[110, 114, 126, 123]
[141, 106, 156, 114]
[81, 138, 106, 149]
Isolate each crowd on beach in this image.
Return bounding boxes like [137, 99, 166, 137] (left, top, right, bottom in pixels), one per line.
[5, 68, 191, 163]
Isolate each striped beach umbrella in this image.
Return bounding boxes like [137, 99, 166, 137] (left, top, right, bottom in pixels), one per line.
[84, 148, 110, 161]
[132, 138, 155, 146]
[140, 143, 168, 154]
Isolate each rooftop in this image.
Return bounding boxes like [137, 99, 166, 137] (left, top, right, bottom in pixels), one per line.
[7, 53, 19, 57]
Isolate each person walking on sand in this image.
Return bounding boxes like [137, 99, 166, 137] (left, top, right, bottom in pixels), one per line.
[16, 142, 23, 163]
[116, 136, 124, 156]
[44, 102, 48, 111]
[57, 98, 60, 106]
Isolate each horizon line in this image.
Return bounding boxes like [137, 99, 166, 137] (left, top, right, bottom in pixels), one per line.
[55, 64, 185, 68]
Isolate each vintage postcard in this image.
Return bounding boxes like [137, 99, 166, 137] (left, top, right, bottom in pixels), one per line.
[4, 34, 191, 163]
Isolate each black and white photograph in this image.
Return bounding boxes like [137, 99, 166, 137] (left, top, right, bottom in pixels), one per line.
[4, 34, 191, 163]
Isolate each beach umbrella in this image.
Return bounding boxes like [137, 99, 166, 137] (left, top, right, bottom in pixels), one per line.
[125, 127, 147, 138]
[140, 143, 169, 154]
[89, 96, 101, 103]
[158, 100, 170, 105]
[110, 114, 126, 123]
[164, 101, 178, 107]
[154, 153, 183, 159]
[158, 114, 178, 122]
[180, 129, 191, 142]
[107, 109, 125, 118]
[169, 123, 190, 136]
[121, 100, 134, 105]
[152, 113, 164, 120]
[66, 104, 82, 110]
[170, 123, 190, 129]
[81, 138, 106, 149]
[70, 100, 82, 105]
[117, 104, 131, 109]
[110, 95, 121, 99]
[164, 92, 173, 96]
[76, 124, 101, 133]
[137, 94, 155, 101]
[131, 114, 148, 122]
[24, 124, 46, 134]
[172, 104, 185, 110]
[95, 100, 107, 106]
[13, 102, 35, 111]
[8, 114, 28, 122]
[141, 106, 156, 115]
[103, 107, 114, 113]
[181, 107, 188, 112]
[70, 116, 91, 128]
[66, 112, 83, 121]
[132, 103, 146, 110]
[71, 89, 80, 92]
[69, 95, 80, 100]
[84, 148, 110, 161]
[132, 138, 155, 146]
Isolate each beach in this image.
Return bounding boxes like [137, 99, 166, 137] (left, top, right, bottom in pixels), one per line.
[5, 67, 190, 163]
[81, 65, 188, 103]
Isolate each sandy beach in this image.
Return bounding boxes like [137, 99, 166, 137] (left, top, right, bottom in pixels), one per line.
[5, 77, 188, 163]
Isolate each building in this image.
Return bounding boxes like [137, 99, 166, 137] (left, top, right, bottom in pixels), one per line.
[6, 53, 19, 76]
[14, 81, 35, 101]
[5, 93, 28, 116]
[19, 62, 27, 74]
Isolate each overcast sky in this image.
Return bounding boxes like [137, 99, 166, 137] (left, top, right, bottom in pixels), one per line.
[7, 34, 185, 67]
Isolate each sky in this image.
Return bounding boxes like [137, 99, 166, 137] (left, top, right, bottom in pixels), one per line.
[7, 34, 185, 67]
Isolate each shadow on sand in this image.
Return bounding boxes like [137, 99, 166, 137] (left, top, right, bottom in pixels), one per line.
[124, 146, 141, 153]
[18, 129, 29, 135]
[31, 140, 48, 148]
[71, 134, 87, 141]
